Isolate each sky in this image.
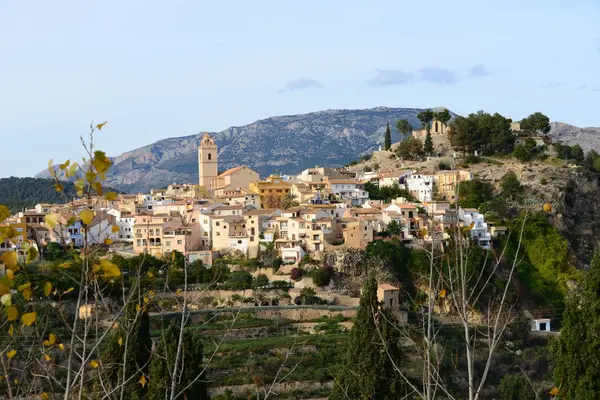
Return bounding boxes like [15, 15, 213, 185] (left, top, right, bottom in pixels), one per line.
[1, 0, 599, 177]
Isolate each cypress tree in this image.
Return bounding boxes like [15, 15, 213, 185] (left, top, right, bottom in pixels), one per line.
[330, 277, 408, 399]
[554, 253, 600, 398]
[100, 302, 152, 400]
[148, 322, 207, 400]
[384, 122, 392, 150]
[424, 131, 434, 155]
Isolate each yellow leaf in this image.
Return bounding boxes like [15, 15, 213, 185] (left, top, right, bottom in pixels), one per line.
[96, 121, 107, 130]
[48, 333, 57, 345]
[1, 294, 12, 306]
[8, 324, 14, 336]
[6, 306, 18, 321]
[92, 181, 103, 196]
[89, 360, 100, 368]
[27, 247, 38, 263]
[99, 259, 121, 278]
[74, 179, 85, 196]
[7, 349, 17, 359]
[44, 354, 51, 362]
[439, 289, 447, 298]
[22, 288, 32, 301]
[14, 378, 18, 384]
[48, 159, 55, 177]
[80, 209, 94, 225]
[85, 170, 97, 183]
[59, 160, 70, 170]
[63, 287, 75, 295]
[0, 226, 16, 241]
[139, 374, 147, 388]
[66, 162, 79, 179]
[106, 192, 118, 201]
[148, 290, 156, 297]
[136, 304, 141, 312]
[58, 343, 65, 351]
[467, 222, 475, 231]
[44, 213, 60, 229]
[54, 182, 63, 193]
[5, 269, 13, 280]
[44, 282, 52, 297]
[0, 283, 8, 295]
[549, 387, 559, 396]
[176, 288, 182, 296]
[147, 271, 154, 278]
[59, 262, 71, 269]
[43, 340, 49, 346]
[0, 205, 10, 222]
[41, 392, 50, 400]
[93, 151, 111, 174]
[0, 251, 17, 269]
[111, 225, 120, 233]
[21, 312, 37, 326]
[104, 238, 113, 245]
[18, 282, 31, 292]
[118, 337, 123, 347]
[143, 297, 149, 304]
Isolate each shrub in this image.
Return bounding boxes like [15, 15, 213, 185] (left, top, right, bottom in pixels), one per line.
[363, 166, 372, 172]
[311, 266, 334, 287]
[271, 280, 291, 289]
[290, 268, 304, 281]
[438, 161, 452, 170]
[252, 273, 269, 288]
[225, 270, 253, 290]
[540, 177, 548, 185]
[298, 287, 325, 305]
[372, 163, 380, 170]
[499, 373, 536, 400]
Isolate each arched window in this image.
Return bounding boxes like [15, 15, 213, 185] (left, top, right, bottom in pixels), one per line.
[208, 153, 212, 160]
[435, 121, 439, 133]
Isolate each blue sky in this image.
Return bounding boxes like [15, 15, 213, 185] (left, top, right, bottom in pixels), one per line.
[1, 0, 599, 177]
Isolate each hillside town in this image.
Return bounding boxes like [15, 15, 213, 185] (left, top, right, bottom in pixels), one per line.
[0, 125, 509, 269]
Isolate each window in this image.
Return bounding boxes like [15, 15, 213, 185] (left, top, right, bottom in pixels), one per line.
[203, 220, 208, 224]
[237, 240, 242, 244]
[216, 232, 220, 236]
[192, 218, 197, 222]
[216, 222, 220, 226]
[177, 240, 182, 245]
[204, 232, 208, 237]
[208, 153, 212, 160]
[137, 239, 142, 246]
[166, 241, 171, 246]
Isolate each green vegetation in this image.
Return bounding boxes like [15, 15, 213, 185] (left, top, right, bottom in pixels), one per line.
[520, 111, 550, 134]
[499, 373, 537, 400]
[311, 266, 334, 287]
[449, 111, 514, 155]
[384, 122, 392, 150]
[0, 177, 118, 213]
[330, 278, 408, 399]
[396, 136, 424, 160]
[395, 119, 413, 135]
[457, 178, 494, 208]
[364, 181, 416, 202]
[500, 171, 523, 201]
[554, 253, 600, 398]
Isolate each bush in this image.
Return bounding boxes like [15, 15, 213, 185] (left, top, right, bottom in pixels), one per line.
[363, 166, 372, 172]
[438, 161, 452, 170]
[297, 287, 325, 305]
[252, 274, 269, 288]
[540, 177, 548, 185]
[290, 268, 304, 281]
[225, 270, 253, 290]
[271, 280, 291, 289]
[499, 373, 536, 400]
[372, 163, 379, 170]
[311, 267, 334, 287]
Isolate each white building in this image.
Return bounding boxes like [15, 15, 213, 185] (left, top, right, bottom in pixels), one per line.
[458, 208, 491, 249]
[327, 179, 369, 206]
[106, 209, 135, 242]
[378, 170, 413, 188]
[406, 174, 435, 202]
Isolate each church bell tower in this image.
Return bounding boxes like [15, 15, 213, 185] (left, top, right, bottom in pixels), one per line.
[198, 133, 218, 189]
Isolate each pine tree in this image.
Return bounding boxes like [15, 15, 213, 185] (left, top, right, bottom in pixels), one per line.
[554, 253, 600, 398]
[100, 302, 152, 400]
[330, 277, 407, 399]
[384, 122, 392, 150]
[424, 131, 434, 155]
[148, 322, 207, 400]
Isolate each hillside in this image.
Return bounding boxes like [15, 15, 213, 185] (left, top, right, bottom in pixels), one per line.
[547, 122, 600, 153]
[36, 107, 443, 192]
[0, 177, 118, 213]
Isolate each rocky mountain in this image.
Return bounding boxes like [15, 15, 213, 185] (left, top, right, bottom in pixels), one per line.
[547, 122, 600, 153]
[37, 107, 443, 193]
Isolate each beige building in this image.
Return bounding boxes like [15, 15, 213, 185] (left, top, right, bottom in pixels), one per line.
[213, 166, 260, 196]
[412, 121, 450, 139]
[433, 170, 473, 202]
[342, 219, 374, 250]
[248, 175, 292, 208]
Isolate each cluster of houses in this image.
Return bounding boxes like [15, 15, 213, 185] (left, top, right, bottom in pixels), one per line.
[0, 133, 507, 268]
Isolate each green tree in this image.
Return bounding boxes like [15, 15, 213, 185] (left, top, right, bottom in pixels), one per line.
[417, 109, 435, 132]
[384, 122, 392, 150]
[423, 131, 434, 155]
[571, 144, 584, 162]
[457, 179, 494, 208]
[330, 277, 407, 399]
[100, 302, 152, 400]
[449, 111, 514, 155]
[554, 253, 600, 398]
[395, 119, 413, 135]
[43, 242, 65, 261]
[499, 373, 536, 400]
[149, 322, 207, 400]
[386, 220, 401, 236]
[226, 270, 253, 290]
[500, 171, 523, 200]
[396, 137, 424, 160]
[311, 266, 334, 287]
[434, 108, 451, 125]
[520, 111, 550, 134]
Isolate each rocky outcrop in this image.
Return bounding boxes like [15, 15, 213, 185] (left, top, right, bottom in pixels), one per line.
[37, 107, 433, 192]
[547, 122, 600, 153]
